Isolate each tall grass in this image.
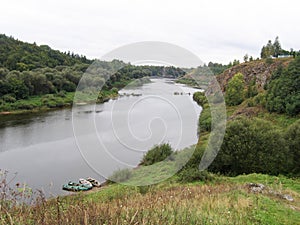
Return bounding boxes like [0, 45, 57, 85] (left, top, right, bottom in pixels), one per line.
[1, 172, 299, 224]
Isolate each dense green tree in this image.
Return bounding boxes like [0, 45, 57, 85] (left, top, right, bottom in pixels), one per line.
[266, 57, 300, 116]
[261, 40, 274, 58]
[273, 36, 282, 58]
[0, 34, 186, 110]
[193, 92, 212, 133]
[207, 62, 229, 75]
[225, 73, 245, 106]
[266, 40, 274, 57]
[5, 71, 29, 99]
[209, 117, 289, 175]
[232, 59, 240, 66]
[285, 120, 300, 175]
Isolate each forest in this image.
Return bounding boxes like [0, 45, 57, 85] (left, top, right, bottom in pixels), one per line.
[0, 34, 185, 112]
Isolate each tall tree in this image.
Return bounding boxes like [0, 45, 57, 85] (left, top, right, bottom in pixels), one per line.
[266, 40, 274, 57]
[261, 40, 274, 58]
[273, 36, 282, 57]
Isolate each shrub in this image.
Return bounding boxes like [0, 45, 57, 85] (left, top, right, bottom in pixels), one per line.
[193, 91, 207, 105]
[285, 120, 300, 175]
[56, 90, 66, 97]
[111, 87, 118, 94]
[140, 143, 173, 166]
[253, 92, 266, 107]
[108, 168, 132, 183]
[2, 94, 16, 103]
[225, 73, 245, 106]
[193, 92, 212, 133]
[178, 168, 214, 183]
[198, 106, 212, 133]
[209, 117, 289, 175]
[179, 143, 207, 170]
[265, 57, 274, 65]
[16, 102, 34, 110]
[246, 98, 255, 107]
[245, 78, 258, 98]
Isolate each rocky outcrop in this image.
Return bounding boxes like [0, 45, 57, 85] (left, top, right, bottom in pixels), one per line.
[216, 58, 293, 92]
[246, 183, 294, 202]
[247, 183, 265, 193]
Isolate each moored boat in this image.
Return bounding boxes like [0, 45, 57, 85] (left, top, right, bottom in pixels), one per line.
[79, 178, 93, 189]
[86, 177, 102, 187]
[62, 181, 92, 192]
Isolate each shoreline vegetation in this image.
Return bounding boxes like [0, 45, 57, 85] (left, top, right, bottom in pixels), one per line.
[0, 90, 118, 116]
[1, 34, 185, 116]
[0, 77, 153, 116]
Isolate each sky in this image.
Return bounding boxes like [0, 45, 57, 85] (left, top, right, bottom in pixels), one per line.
[1, 0, 300, 65]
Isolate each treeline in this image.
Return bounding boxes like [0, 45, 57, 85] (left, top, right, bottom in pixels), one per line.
[207, 62, 231, 75]
[0, 34, 92, 71]
[0, 35, 186, 111]
[0, 61, 125, 101]
[0, 63, 185, 100]
[176, 62, 230, 87]
[0, 63, 185, 111]
[260, 36, 300, 58]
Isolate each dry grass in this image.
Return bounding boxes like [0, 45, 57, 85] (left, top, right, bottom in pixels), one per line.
[1, 177, 300, 225]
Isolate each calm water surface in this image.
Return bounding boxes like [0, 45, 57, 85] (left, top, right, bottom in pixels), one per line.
[0, 79, 201, 196]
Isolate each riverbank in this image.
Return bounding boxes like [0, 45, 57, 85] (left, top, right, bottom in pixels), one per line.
[0, 77, 153, 116]
[0, 90, 119, 116]
[1, 173, 299, 224]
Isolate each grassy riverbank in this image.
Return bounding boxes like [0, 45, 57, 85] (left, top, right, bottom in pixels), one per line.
[0, 90, 119, 116]
[0, 77, 154, 116]
[1, 173, 299, 224]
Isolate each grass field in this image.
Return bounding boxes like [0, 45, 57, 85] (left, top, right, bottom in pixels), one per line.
[0, 173, 299, 225]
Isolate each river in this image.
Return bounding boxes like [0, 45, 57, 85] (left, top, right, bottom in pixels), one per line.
[0, 79, 201, 197]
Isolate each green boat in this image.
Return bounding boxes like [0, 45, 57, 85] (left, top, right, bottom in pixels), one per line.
[62, 181, 92, 192]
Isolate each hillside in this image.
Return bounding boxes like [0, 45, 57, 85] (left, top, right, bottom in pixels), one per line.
[0, 34, 92, 71]
[0, 35, 185, 114]
[216, 57, 293, 92]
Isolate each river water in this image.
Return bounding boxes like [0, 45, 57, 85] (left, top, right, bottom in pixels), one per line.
[0, 79, 201, 197]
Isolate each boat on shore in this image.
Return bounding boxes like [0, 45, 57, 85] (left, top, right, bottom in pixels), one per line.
[62, 177, 101, 192]
[79, 178, 93, 189]
[62, 181, 93, 192]
[86, 177, 102, 187]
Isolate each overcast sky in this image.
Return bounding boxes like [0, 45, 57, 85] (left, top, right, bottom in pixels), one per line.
[1, 0, 299, 65]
